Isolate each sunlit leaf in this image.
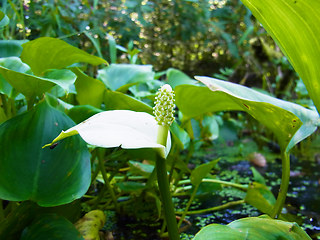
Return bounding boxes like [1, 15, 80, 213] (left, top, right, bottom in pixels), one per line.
[194, 216, 311, 240]
[0, 57, 76, 99]
[0, 101, 91, 206]
[240, 0, 320, 114]
[74, 210, 105, 240]
[97, 64, 155, 91]
[191, 159, 219, 186]
[175, 77, 319, 152]
[166, 68, 196, 88]
[73, 68, 106, 108]
[21, 37, 107, 76]
[43, 110, 171, 158]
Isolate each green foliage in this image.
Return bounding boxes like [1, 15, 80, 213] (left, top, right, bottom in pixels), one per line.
[240, 0, 320, 114]
[0, 101, 91, 206]
[194, 216, 312, 240]
[20, 214, 84, 240]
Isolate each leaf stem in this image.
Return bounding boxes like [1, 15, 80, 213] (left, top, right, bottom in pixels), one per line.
[175, 199, 245, 215]
[177, 184, 199, 228]
[178, 179, 248, 191]
[156, 124, 179, 240]
[97, 149, 119, 213]
[270, 151, 290, 218]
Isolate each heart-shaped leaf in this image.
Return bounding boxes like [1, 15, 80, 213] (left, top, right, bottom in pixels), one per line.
[0, 101, 91, 206]
[21, 37, 107, 76]
[44, 110, 171, 158]
[194, 216, 311, 240]
[175, 77, 319, 152]
[240, 0, 320, 114]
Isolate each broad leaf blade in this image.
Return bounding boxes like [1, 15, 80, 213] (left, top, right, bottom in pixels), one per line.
[21, 37, 107, 76]
[0, 40, 28, 57]
[20, 214, 84, 240]
[73, 68, 106, 108]
[190, 159, 219, 186]
[194, 216, 311, 240]
[175, 77, 319, 152]
[0, 57, 76, 99]
[0, 11, 9, 28]
[0, 101, 91, 206]
[97, 64, 155, 91]
[240, 0, 320, 114]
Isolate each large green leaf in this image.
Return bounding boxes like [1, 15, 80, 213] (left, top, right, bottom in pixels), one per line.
[21, 37, 107, 76]
[190, 159, 219, 186]
[0, 57, 76, 99]
[104, 90, 153, 114]
[194, 216, 311, 240]
[20, 214, 84, 240]
[0, 40, 29, 57]
[43, 110, 171, 158]
[166, 68, 196, 88]
[175, 77, 319, 151]
[0, 101, 91, 206]
[73, 68, 106, 108]
[240, 0, 320, 114]
[97, 64, 155, 91]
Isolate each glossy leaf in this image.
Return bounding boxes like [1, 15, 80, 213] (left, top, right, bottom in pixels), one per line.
[191, 159, 219, 186]
[104, 90, 153, 114]
[194, 216, 311, 240]
[74, 210, 106, 240]
[0, 40, 28, 57]
[97, 64, 155, 91]
[166, 68, 196, 88]
[73, 68, 106, 108]
[240, 0, 320, 114]
[21, 37, 107, 76]
[20, 214, 84, 240]
[0, 101, 91, 206]
[68, 105, 103, 124]
[245, 182, 276, 215]
[175, 77, 319, 151]
[0, 57, 76, 99]
[43, 110, 171, 158]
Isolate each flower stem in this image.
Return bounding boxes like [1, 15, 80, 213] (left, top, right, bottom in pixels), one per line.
[270, 151, 290, 218]
[156, 125, 179, 240]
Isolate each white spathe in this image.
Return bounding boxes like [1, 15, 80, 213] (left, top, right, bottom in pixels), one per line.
[45, 110, 171, 158]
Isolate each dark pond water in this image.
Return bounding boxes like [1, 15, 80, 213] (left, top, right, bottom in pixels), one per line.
[108, 138, 320, 240]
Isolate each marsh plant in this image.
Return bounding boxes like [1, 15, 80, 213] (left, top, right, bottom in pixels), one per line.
[0, 0, 319, 239]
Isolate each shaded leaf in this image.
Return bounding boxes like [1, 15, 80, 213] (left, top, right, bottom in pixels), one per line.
[68, 105, 103, 124]
[0, 11, 9, 28]
[0, 40, 28, 58]
[166, 68, 196, 88]
[104, 90, 153, 114]
[0, 101, 91, 206]
[20, 214, 84, 240]
[21, 37, 107, 76]
[240, 0, 320, 114]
